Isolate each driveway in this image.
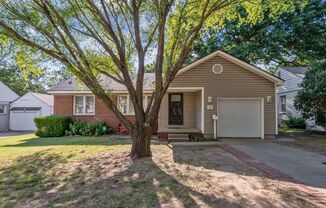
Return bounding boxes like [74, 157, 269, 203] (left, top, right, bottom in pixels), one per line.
[221, 139, 326, 190]
[0, 131, 34, 138]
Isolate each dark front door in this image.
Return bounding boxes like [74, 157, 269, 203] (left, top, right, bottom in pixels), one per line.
[169, 93, 183, 125]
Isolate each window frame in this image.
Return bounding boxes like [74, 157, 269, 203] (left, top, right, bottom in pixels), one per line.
[280, 95, 286, 113]
[73, 95, 95, 115]
[0, 104, 6, 115]
[117, 95, 152, 115]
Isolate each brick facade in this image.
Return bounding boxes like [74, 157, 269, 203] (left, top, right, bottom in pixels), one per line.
[54, 95, 135, 133]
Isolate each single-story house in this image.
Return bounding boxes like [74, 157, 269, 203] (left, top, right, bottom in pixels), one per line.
[48, 50, 283, 139]
[275, 67, 326, 131]
[0, 81, 19, 131]
[10, 92, 54, 131]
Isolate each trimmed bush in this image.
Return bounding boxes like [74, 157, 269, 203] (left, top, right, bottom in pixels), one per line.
[34, 116, 72, 137]
[65, 121, 109, 137]
[189, 134, 216, 142]
[283, 116, 306, 129]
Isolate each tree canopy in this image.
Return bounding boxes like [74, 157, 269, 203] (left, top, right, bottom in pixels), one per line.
[191, 0, 325, 70]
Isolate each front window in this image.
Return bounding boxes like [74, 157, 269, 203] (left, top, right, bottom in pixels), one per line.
[280, 95, 286, 112]
[0, 104, 6, 114]
[118, 95, 128, 114]
[74, 96, 95, 115]
[117, 95, 152, 114]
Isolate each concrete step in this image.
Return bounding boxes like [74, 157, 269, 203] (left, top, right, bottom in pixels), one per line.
[168, 133, 189, 142]
[168, 138, 189, 142]
[168, 134, 189, 138]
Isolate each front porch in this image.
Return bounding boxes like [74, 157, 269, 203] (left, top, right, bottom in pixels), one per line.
[157, 88, 204, 140]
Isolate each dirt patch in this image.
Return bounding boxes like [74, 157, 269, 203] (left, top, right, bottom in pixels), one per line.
[0, 145, 318, 208]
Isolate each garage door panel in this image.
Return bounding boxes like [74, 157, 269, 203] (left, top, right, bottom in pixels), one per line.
[10, 111, 39, 131]
[217, 99, 262, 138]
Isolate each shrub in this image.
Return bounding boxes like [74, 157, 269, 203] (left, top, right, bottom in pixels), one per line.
[189, 134, 216, 142]
[283, 116, 306, 129]
[65, 121, 109, 137]
[34, 116, 72, 137]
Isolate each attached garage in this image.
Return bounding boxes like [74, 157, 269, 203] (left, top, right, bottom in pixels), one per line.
[10, 92, 53, 131]
[217, 98, 264, 138]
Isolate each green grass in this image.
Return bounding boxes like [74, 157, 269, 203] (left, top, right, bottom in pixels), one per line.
[0, 134, 131, 168]
[278, 127, 306, 133]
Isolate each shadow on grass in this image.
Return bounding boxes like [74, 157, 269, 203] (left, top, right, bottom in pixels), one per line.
[2, 136, 132, 147]
[0, 147, 307, 208]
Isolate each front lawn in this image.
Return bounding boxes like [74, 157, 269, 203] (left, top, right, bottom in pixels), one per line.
[0, 134, 318, 207]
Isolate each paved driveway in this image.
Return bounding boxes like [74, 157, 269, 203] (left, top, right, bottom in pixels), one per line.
[221, 139, 326, 190]
[0, 131, 34, 138]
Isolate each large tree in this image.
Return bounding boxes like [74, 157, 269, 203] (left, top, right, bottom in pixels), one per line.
[191, 0, 325, 69]
[0, 0, 298, 158]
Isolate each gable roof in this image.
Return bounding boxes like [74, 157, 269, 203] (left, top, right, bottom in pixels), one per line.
[30, 93, 54, 106]
[0, 81, 19, 102]
[281, 67, 308, 78]
[48, 73, 155, 93]
[177, 50, 284, 85]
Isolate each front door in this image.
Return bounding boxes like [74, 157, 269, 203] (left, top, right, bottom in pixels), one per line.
[169, 93, 183, 125]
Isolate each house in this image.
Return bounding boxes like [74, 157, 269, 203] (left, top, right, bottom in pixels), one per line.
[0, 81, 19, 131]
[48, 50, 283, 139]
[275, 67, 326, 131]
[10, 92, 54, 131]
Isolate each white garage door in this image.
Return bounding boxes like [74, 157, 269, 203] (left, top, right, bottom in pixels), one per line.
[217, 99, 263, 138]
[10, 111, 39, 131]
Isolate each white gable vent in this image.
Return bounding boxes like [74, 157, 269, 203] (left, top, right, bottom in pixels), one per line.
[212, 64, 223, 74]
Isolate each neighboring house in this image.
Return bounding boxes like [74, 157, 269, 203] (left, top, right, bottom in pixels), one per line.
[48, 50, 283, 139]
[10, 92, 54, 131]
[275, 67, 325, 131]
[0, 81, 19, 131]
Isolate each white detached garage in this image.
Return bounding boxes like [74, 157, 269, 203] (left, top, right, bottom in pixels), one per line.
[10, 93, 53, 131]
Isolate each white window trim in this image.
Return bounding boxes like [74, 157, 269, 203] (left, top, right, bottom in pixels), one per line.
[117, 95, 152, 115]
[0, 104, 6, 115]
[73, 95, 95, 116]
[280, 95, 287, 113]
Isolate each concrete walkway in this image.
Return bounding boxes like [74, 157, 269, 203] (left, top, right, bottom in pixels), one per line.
[221, 139, 326, 190]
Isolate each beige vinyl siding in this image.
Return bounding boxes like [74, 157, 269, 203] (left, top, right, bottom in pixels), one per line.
[170, 55, 276, 136]
[195, 91, 202, 130]
[158, 92, 197, 129]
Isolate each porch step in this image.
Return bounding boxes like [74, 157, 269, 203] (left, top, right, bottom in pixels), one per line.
[168, 133, 189, 142]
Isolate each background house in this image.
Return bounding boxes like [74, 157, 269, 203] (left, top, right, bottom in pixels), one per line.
[10, 92, 54, 131]
[0, 81, 19, 131]
[275, 67, 325, 131]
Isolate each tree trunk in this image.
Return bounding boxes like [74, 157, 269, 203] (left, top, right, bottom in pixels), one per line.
[130, 125, 153, 159]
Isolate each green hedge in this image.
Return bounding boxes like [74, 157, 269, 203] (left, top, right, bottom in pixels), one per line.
[34, 116, 72, 137]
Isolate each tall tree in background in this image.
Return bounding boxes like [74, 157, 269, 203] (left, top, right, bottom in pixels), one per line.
[192, 0, 325, 70]
[0, 36, 69, 95]
[0, 0, 299, 158]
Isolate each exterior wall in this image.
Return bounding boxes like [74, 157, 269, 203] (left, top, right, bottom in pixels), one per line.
[158, 92, 198, 130]
[277, 91, 301, 123]
[0, 102, 10, 131]
[10, 93, 53, 116]
[170, 55, 276, 137]
[0, 81, 19, 102]
[275, 69, 302, 93]
[53, 94, 135, 133]
[0, 81, 19, 131]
